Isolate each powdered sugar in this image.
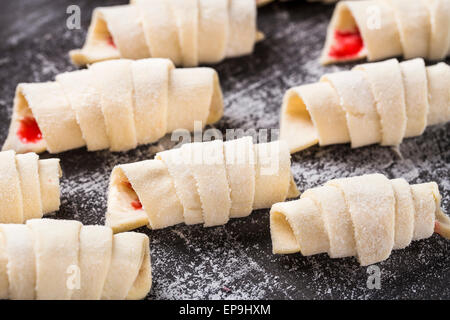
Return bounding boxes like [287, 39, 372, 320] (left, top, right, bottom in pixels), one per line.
[0, 0, 449, 300]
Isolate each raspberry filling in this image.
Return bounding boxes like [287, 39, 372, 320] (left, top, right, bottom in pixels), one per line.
[131, 200, 143, 210]
[329, 29, 364, 59]
[106, 35, 116, 48]
[123, 181, 143, 210]
[17, 117, 42, 144]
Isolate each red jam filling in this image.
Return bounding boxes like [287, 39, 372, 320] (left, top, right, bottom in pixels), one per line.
[131, 200, 143, 210]
[107, 35, 116, 48]
[123, 181, 142, 210]
[329, 29, 364, 59]
[17, 117, 42, 144]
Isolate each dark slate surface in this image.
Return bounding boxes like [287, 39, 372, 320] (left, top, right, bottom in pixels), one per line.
[1, 0, 449, 300]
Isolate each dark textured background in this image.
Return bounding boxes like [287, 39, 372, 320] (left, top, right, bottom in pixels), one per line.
[0, 0, 449, 300]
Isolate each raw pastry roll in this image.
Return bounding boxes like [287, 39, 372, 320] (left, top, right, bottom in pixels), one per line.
[0, 151, 61, 224]
[70, 0, 259, 67]
[270, 173, 450, 266]
[321, 0, 450, 64]
[0, 219, 151, 300]
[106, 137, 300, 233]
[281, 58, 450, 153]
[2, 58, 223, 154]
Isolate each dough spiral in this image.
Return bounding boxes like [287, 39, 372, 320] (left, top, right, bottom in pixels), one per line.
[281, 58, 450, 153]
[2, 58, 223, 154]
[70, 0, 259, 67]
[0, 219, 151, 300]
[0, 151, 61, 224]
[270, 173, 449, 266]
[321, 0, 450, 64]
[106, 137, 300, 233]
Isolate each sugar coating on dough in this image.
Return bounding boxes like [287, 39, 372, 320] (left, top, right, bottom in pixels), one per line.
[70, 0, 258, 67]
[0, 219, 151, 300]
[2, 58, 223, 155]
[107, 138, 299, 233]
[270, 174, 446, 266]
[321, 0, 450, 65]
[0, 151, 61, 224]
[280, 59, 450, 154]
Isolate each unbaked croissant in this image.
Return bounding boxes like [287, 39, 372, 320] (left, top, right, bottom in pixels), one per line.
[0, 219, 151, 300]
[106, 137, 300, 233]
[270, 173, 450, 266]
[0, 151, 61, 224]
[71, 0, 259, 67]
[321, 0, 450, 64]
[2, 58, 222, 154]
[281, 58, 450, 153]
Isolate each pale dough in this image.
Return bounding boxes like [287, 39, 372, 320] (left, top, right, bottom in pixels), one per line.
[270, 174, 447, 266]
[321, 0, 450, 65]
[280, 59, 450, 154]
[2, 58, 223, 154]
[106, 137, 299, 233]
[70, 0, 258, 67]
[0, 151, 61, 224]
[0, 219, 151, 300]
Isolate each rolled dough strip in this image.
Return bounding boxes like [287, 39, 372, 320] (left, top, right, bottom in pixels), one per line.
[135, 0, 182, 65]
[227, 0, 257, 58]
[302, 185, 356, 258]
[116, 160, 184, 230]
[71, 226, 113, 300]
[270, 174, 447, 265]
[2, 86, 47, 154]
[253, 141, 292, 210]
[321, 0, 450, 64]
[131, 58, 173, 145]
[0, 220, 152, 300]
[0, 150, 23, 223]
[182, 140, 231, 227]
[107, 137, 299, 232]
[323, 70, 381, 148]
[197, 0, 229, 63]
[169, 0, 198, 67]
[98, 5, 150, 60]
[156, 148, 204, 225]
[27, 219, 82, 300]
[70, 0, 258, 66]
[426, 62, 450, 126]
[411, 183, 437, 240]
[0, 151, 61, 223]
[3, 59, 224, 155]
[167, 68, 216, 133]
[424, 0, 450, 60]
[327, 174, 395, 266]
[69, 8, 121, 66]
[321, 0, 402, 64]
[390, 178, 415, 250]
[90, 59, 138, 152]
[56, 69, 109, 151]
[16, 153, 42, 221]
[281, 59, 449, 154]
[223, 137, 256, 218]
[387, 0, 430, 59]
[0, 225, 35, 300]
[102, 232, 151, 300]
[354, 59, 407, 146]
[279, 82, 349, 153]
[399, 58, 429, 138]
[18, 83, 85, 153]
[38, 159, 62, 215]
[106, 166, 150, 233]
